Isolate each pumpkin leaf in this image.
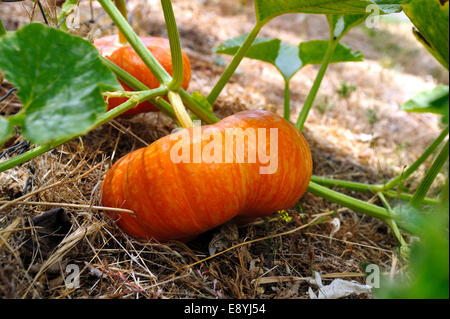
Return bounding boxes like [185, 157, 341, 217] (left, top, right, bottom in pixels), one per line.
[214, 36, 301, 80]
[214, 36, 363, 80]
[0, 23, 120, 144]
[402, 85, 449, 124]
[254, 0, 403, 24]
[299, 40, 363, 65]
[403, 0, 449, 70]
[190, 91, 214, 122]
[0, 116, 12, 144]
[191, 91, 213, 113]
[328, 15, 368, 40]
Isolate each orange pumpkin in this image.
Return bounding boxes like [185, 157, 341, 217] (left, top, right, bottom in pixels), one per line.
[94, 35, 191, 116]
[101, 110, 313, 241]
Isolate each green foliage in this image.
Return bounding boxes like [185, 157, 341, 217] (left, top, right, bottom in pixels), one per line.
[394, 203, 428, 235]
[328, 15, 368, 40]
[214, 36, 363, 81]
[191, 91, 213, 113]
[0, 16, 6, 36]
[0, 116, 12, 144]
[337, 82, 357, 98]
[366, 108, 378, 125]
[402, 85, 449, 125]
[403, 0, 449, 70]
[0, 23, 120, 144]
[299, 40, 363, 65]
[253, 0, 403, 24]
[378, 196, 449, 299]
[190, 91, 214, 122]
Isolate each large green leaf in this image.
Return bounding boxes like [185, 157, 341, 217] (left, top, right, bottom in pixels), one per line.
[214, 36, 363, 80]
[402, 85, 449, 124]
[254, 0, 403, 24]
[0, 23, 120, 144]
[403, 0, 449, 69]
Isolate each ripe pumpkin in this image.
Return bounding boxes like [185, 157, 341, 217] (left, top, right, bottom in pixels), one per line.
[94, 35, 191, 116]
[101, 110, 313, 242]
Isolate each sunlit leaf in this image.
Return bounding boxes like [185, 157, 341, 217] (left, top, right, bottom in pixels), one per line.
[191, 91, 213, 113]
[0, 23, 120, 144]
[402, 85, 449, 124]
[190, 91, 213, 122]
[403, 0, 449, 69]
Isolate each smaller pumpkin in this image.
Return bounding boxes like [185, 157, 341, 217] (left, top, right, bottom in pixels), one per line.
[94, 35, 191, 116]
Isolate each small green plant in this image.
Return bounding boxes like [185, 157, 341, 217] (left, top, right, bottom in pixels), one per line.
[336, 82, 357, 98]
[366, 108, 378, 125]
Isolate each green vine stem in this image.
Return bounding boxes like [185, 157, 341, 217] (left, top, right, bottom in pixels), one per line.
[377, 192, 409, 254]
[307, 181, 392, 221]
[98, 0, 172, 86]
[311, 175, 380, 192]
[161, 0, 184, 91]
[284, 81, 290, 120]
[411, 139, 449, 207]
[113, 0, 129, 45]
[0, 88, 167, 173]
[207, 23, 264, 105]
[378, 125, 449, 191]
[0, 18, 6, 36]
[310, 176, 440, 205]
[295, 39, 338, 131]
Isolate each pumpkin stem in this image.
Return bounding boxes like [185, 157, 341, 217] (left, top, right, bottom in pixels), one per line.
[114, 0, 128, 45]
[168, 91, 194, 128]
